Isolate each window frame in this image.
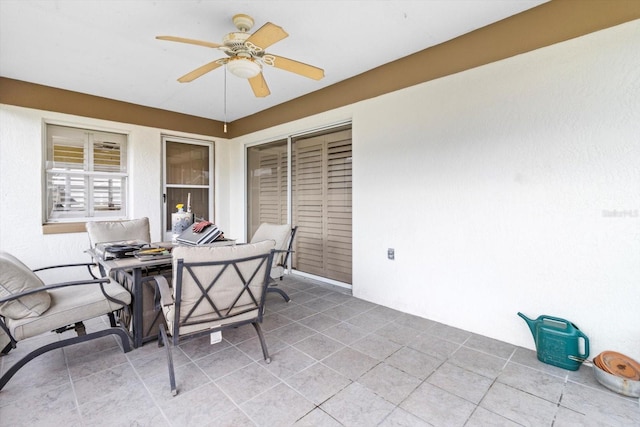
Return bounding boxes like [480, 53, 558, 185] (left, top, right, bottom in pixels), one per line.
[43, 123, 129, 224]
[161, 135, 215, 241]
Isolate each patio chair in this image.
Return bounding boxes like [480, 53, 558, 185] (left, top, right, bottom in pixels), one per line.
[86, 217, 152, 276]
[250, 223, 298, 302]
[86, 217, 152, 247]
[153, 240, 275, 395]
[0, 251, 131, 390]
[86, 217, 167, 342]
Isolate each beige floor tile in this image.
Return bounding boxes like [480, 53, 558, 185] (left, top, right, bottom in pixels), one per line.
[321, 382, 395, 427]
[321, 347, 379, 380]
[358, 362, 422, 405]
[241, 382, 315, 426]
[401, 382, 476, 426]
[214, 362, 281, 404]
[480, 382, 558, 426]
[429, 361, 494, 405]
[286, 362, 352, 405]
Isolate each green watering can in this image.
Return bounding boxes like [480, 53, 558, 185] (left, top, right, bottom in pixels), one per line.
[518, 312, 589, 371]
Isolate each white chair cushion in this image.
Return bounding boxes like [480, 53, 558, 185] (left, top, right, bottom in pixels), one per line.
[5, 279, 131, 341]
[166, 240, 275, 335]
[86, 217, 151, 246]
[250, 223, 291, 278]
[0, 251, 51, 319]
[250, 223, 290, 251]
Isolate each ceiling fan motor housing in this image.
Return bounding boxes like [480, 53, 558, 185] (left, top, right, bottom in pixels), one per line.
[223, 32, 251, 51]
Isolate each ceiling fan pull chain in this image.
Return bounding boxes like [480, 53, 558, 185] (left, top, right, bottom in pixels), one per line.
[223, 67, 228, 133]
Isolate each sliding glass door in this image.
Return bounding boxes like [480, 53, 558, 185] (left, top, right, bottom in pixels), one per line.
[292, 128, 352, 284]
[247, 125, 352, 285]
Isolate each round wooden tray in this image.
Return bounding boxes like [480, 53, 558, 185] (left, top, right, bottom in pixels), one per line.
[597, 351, 640, 381]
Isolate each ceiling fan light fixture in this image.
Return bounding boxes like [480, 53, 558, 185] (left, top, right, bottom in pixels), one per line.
[227, 57, 261, 79]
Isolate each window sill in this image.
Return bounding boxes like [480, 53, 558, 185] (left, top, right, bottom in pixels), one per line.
[43, 222, 87, 235]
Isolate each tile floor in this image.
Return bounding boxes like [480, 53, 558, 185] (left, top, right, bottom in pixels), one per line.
[0, 275, 638, 426]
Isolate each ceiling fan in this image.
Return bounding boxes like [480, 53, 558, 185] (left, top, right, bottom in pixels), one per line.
[156, 14, 324, 97]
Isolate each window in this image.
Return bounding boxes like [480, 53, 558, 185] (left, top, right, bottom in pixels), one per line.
[44, 124, 128, 223]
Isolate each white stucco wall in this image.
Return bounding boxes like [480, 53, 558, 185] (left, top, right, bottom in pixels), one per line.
[352, 19, 639, 357]
[1, 20, 637, 358]
[228, 20, 640, 358]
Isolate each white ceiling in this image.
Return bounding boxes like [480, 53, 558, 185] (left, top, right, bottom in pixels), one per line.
[0, 0, 548, 122]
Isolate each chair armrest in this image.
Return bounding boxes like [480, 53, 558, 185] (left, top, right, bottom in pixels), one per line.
[273, 249, 294, 267]
[32, 262, 98, 272]
[152, 275, 174, 307]
[33, 262, 101, 280]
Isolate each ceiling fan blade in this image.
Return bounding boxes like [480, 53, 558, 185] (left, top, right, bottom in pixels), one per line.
[245, 22, 288, 51]
[177, 59, 226, 83]
[156, 35, 222, 49]
[265, 54, 324, 80]
[248, 73, 270, 97]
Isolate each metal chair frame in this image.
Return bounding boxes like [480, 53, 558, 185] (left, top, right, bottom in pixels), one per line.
[155, 249, 274, 395]
[0, 262, 131, 390]
[266, 225, 298, 302]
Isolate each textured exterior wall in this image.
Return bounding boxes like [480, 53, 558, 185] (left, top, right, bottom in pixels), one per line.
[351, 20, 639, 357]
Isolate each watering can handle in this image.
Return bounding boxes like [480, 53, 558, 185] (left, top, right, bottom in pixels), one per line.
[538, 315, 572, 325]
[539, 316, 589, 358]
[577, 331, 590, 358]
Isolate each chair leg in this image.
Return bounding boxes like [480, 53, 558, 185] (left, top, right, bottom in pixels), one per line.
[0, 327, 131, 391]
[74, 322, 86, 336]
[158, 324, 177, 396]
[252, 322, 270, 364]
[267, 286, 291, 303]
[107, 312, 117, 327]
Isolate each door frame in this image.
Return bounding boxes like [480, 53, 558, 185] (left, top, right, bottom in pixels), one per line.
[161, 135, 214, 241]
[244, 121, 352, 287]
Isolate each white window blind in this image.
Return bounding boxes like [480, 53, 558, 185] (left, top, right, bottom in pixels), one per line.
[45, 124, 127, 222]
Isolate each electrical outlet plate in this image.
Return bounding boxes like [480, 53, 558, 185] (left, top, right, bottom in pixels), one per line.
[388, 248, 395, 260]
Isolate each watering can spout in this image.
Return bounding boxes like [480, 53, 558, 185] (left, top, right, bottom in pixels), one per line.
[517, 312, 536, 337]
